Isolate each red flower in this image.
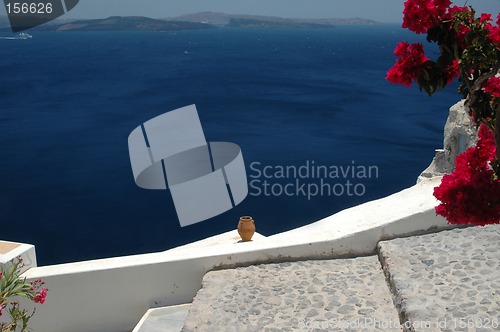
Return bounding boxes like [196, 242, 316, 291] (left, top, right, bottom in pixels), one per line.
[443, 6, 474, 47]
[446, 5, 471, 17]
[483, 77, 500, 98]
[402, 0, 451, 34]
[485, 15, 500, 46]
[434, 125, 500, 225]
[445, 59, 460, 84]
[394, 41, 409, 56]
[386, 42, 429, 87]
[480, 13, 492, 23]
[33, 288, 48, 304]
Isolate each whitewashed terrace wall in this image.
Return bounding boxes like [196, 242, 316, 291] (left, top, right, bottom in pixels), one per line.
[23, 178, 453, 332]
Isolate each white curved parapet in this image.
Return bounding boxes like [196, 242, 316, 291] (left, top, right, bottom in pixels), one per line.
[21, 178, 454, 332]
[128, 105, 248, 226]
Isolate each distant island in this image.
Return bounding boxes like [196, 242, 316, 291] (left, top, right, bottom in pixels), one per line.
[27, 16, 215, 32]
[166, 12, 378, 27]
[227, 18, 335, 29]
[0, 12, 378, 32]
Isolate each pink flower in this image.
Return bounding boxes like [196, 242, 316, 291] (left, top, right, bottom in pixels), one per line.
[33, 288, 48, 304]
[483, 77, 500, 98]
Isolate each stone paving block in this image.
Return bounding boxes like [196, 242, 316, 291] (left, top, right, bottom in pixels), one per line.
[182, 257, 401, 332]
[378, 224, 500, 332]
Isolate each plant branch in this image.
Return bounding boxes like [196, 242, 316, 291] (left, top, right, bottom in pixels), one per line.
[465, 64, 500, 110]
[496, 105, 500, 163]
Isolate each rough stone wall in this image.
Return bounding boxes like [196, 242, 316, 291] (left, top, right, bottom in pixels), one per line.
[418, 100, 478, 182]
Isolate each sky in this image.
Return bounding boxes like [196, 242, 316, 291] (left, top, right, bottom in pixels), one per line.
[62, 0, 499, 23]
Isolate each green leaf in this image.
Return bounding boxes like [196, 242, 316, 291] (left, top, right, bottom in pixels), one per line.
[453, 45, 460, 60]
[423, 84, 432, 96]
[422, 69, 430, 81]
[10, 283, 28, 295]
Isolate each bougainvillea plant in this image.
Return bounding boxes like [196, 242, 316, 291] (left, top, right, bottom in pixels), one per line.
[1, 258, 47, 332]
[387, 0, 500, 225]
[434, 124, 500, 224]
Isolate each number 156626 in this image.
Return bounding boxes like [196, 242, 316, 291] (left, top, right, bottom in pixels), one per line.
[5, 2, 53, 14]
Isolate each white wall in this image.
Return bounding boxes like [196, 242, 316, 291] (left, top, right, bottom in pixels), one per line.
[23, 178, 453, 332]
[0, 241, 37, 272]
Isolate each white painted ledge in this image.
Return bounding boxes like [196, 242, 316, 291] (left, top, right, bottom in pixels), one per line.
[21, 177, 453, 332]
[270, 176, 449, 242]
[0, 240, 37, 272]
[167, 229, 266, 252]
[132, 303, 191, 332]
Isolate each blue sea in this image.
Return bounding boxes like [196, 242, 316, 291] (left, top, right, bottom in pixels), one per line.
[0, 25, 459, 265]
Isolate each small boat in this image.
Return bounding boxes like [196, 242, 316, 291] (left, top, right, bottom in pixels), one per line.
[0, 32, 32, 40]
[17, 32, 32, 39]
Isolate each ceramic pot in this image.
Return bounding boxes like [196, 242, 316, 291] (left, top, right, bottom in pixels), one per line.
[238, 216, 255, 242]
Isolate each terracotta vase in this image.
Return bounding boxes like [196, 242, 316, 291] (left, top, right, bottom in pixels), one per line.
[238, 216, 255, 242]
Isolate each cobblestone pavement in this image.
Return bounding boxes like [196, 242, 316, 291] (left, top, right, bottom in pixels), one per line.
[182, 257, 400, 332]
[378, 224, 500, 332]
[182, 225, 500, 332]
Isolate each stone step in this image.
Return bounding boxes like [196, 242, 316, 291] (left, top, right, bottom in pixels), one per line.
[378, 224, 500, 332]
[132, 304, 191, 332]
[182, 257, 401, 331]
[137, 225, 500, 331]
